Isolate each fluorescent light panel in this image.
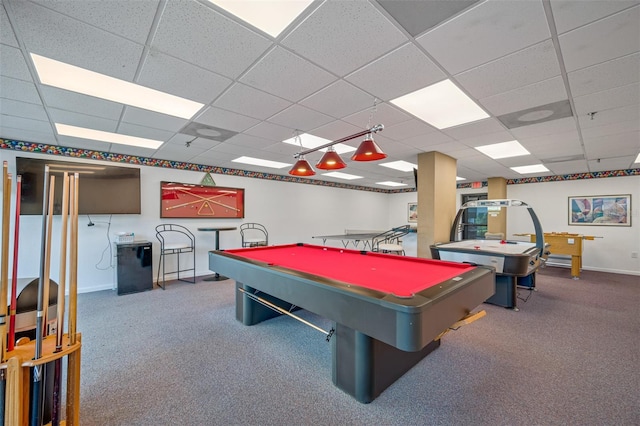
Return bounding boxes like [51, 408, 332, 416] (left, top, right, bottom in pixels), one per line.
[511, 164, 550, 174]
[635, 153, 640, 163]
[379, 160, 417, 172]
[456, 176, 466, 181]
[208, 0, 313, 38]
[390, 79, 489, 129]
[475, 140, 530, 159]
[283, 134, 355, 154]
[376, 181, 407, 187]
[232, 156, 291, 169]
[56, 123, 163, 149]
[322, 171, 362, 180]
[31, 54, 203, 119]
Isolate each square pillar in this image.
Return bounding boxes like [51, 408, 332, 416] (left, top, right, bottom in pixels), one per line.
[487, 177, 507, 237]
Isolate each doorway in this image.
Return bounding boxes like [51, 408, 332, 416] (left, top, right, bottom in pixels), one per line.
[461, 193, 488, 240]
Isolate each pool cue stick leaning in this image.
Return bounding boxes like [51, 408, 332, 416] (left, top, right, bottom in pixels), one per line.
[8, 175, 22, 352]
[66, 173, 79, 426]
[0, 163, 12, 424]
[41, 175, 56, 339]
[30, 166, 52, 426]
[51, 173, 69, 426]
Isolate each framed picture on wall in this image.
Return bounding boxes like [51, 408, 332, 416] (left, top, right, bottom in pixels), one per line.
[160, 181, 245, 218]
[408, 202, 418, 223]
[568, 195, 631, 226]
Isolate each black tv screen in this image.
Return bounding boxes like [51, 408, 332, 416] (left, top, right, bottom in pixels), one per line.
[16, 157, 141, 215]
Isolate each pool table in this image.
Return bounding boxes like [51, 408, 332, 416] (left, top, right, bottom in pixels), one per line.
[208, 243, 495, 403]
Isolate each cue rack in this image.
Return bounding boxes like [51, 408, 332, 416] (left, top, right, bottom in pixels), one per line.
[0, 162, 82, 426]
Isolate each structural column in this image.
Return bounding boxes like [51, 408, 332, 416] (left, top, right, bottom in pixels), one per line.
[487, 177, 507, 237]
[417, 152, 457, 258]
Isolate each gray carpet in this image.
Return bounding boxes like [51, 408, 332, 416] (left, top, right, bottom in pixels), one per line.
[74, 267, 639, 425]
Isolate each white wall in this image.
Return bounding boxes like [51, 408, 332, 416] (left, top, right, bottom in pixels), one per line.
[1, 150, 390, 293]
[3, 148, 638, 296]
[389, 177, 640, 276]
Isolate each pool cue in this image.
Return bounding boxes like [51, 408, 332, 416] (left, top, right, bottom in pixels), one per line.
[41, 175, 56, 339]
[8, 175, 22, 352]
[51, 173, 69, 426]
[30, 166, 52, 426]
[0, 163, 11, 424]
[66, 173, 79, 426]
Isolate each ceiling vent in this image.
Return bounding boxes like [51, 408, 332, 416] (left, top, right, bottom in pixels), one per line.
[497, 100, 573, 130]
[180, 122, 238, 142]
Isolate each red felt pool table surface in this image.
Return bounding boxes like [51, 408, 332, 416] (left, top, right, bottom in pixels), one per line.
[222, 244, 474, 297]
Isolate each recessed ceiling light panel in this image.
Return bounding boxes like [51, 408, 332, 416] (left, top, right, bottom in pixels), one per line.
[55, 123, 163, 149]
[322, 172, 362, 180]
[390, 79, 489, 129]
[232, 156, 291, 169]
[376, 181, 408, 187]
[475, 140, 530, 159]
[379, 160, 417, 172]
[510, 164, 550, 174]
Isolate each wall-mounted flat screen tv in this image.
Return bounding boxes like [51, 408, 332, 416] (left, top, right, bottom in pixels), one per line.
[16, 157, 141, 215]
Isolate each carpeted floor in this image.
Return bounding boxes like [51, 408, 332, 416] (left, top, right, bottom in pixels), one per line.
[72, 266, 639, 425]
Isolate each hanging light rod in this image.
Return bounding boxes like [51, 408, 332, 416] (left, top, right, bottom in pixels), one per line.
[293, 124, 384, 158]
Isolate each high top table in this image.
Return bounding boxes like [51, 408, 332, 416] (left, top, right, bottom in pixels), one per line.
[197, 226, 237, 281]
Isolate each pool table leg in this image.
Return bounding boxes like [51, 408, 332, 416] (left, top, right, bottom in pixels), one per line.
[331, 323, 441, 403]
[485, 275, 518, 310]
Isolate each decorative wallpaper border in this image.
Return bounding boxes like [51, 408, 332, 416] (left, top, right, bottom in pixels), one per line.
[2, 138, 638, 193]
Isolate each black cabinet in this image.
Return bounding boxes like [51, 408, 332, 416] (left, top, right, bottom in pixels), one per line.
[116, 241, 153, 295]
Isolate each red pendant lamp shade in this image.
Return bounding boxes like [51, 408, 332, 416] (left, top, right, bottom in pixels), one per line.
[316, 147, 346, 170]
[351, 134, 387, 162]
[289, 157, 315, 176]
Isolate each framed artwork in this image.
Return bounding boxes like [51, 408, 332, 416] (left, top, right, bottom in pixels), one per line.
[160, 181, 245, 219]
[568, 195, 630, 226]
[408, 202, 418, 223]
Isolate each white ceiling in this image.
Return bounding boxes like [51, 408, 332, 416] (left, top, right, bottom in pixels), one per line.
[1, 0, 639, 189]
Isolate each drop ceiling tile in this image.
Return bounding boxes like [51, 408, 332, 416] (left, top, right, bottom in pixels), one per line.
[377, 0, 480, 37]
[1, 6, 18, 47]
[0, 45, 31, 81]
[244, 121, 293, 142]
[110, 144, 159, 156]
[416, 0, 550, 74]
[509, 117, 577, 139]
[118, 122, 174, 142]
[152, 0, 271, 79]
[559, 6, 640, 72]
[152, 143, 209, 162]
[479, 77, 567, 116]
[267, 104, 333, 131]
[40, 86, 124, 121]
[345, 43, 445, 101]
[224, 133, 274, 149]
[10, 1, 144, 80]
[580, 119, 640, 139]
[382, 119, 438, 141]
[0, 76, 41, 105]
[281, 1, 407, 76]
[550, 0, 639, 34]
[402, 131, 455, 150]
[343, 103, 411, 129]
[578, 104, 640, 129]
[213, 83, 290, 120]
[310, 120, 365, 143]
[573, 82, 640, 116]
[583, 131, 640, 158]
[0, 98, 48, 122]
[48, 108, 118, 133]
[30, 0, 159, 44]
[0, 115, 52, 135]
[240, 46, 335, 102]
[441, 118, 506, 140]
[546, 159, 589, 175]
[121, 106, 187, 132]
[588, 156, 638, 171]
[0, 126, 54, 144]
[300, 81, 374, 120]
[194, 106, 260, 133]
[456, 40, 561, 99]
[138, 51, 232, 105]
[568, 53, 640, 97]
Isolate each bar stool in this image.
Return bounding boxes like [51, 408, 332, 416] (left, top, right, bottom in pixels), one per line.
[155, 224, 196, 290]
[240, 223, 268, 247]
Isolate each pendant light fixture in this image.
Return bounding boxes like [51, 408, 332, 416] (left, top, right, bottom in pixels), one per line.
[289, 132, 316, 176]
[351, 133, 387, 161]
[316, 146, 347, 170]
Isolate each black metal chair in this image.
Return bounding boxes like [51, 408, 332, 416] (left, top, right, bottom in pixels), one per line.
[372, 225, 411, 255]
[240, 223, 268, 247]
[155, 224, 196, 289]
